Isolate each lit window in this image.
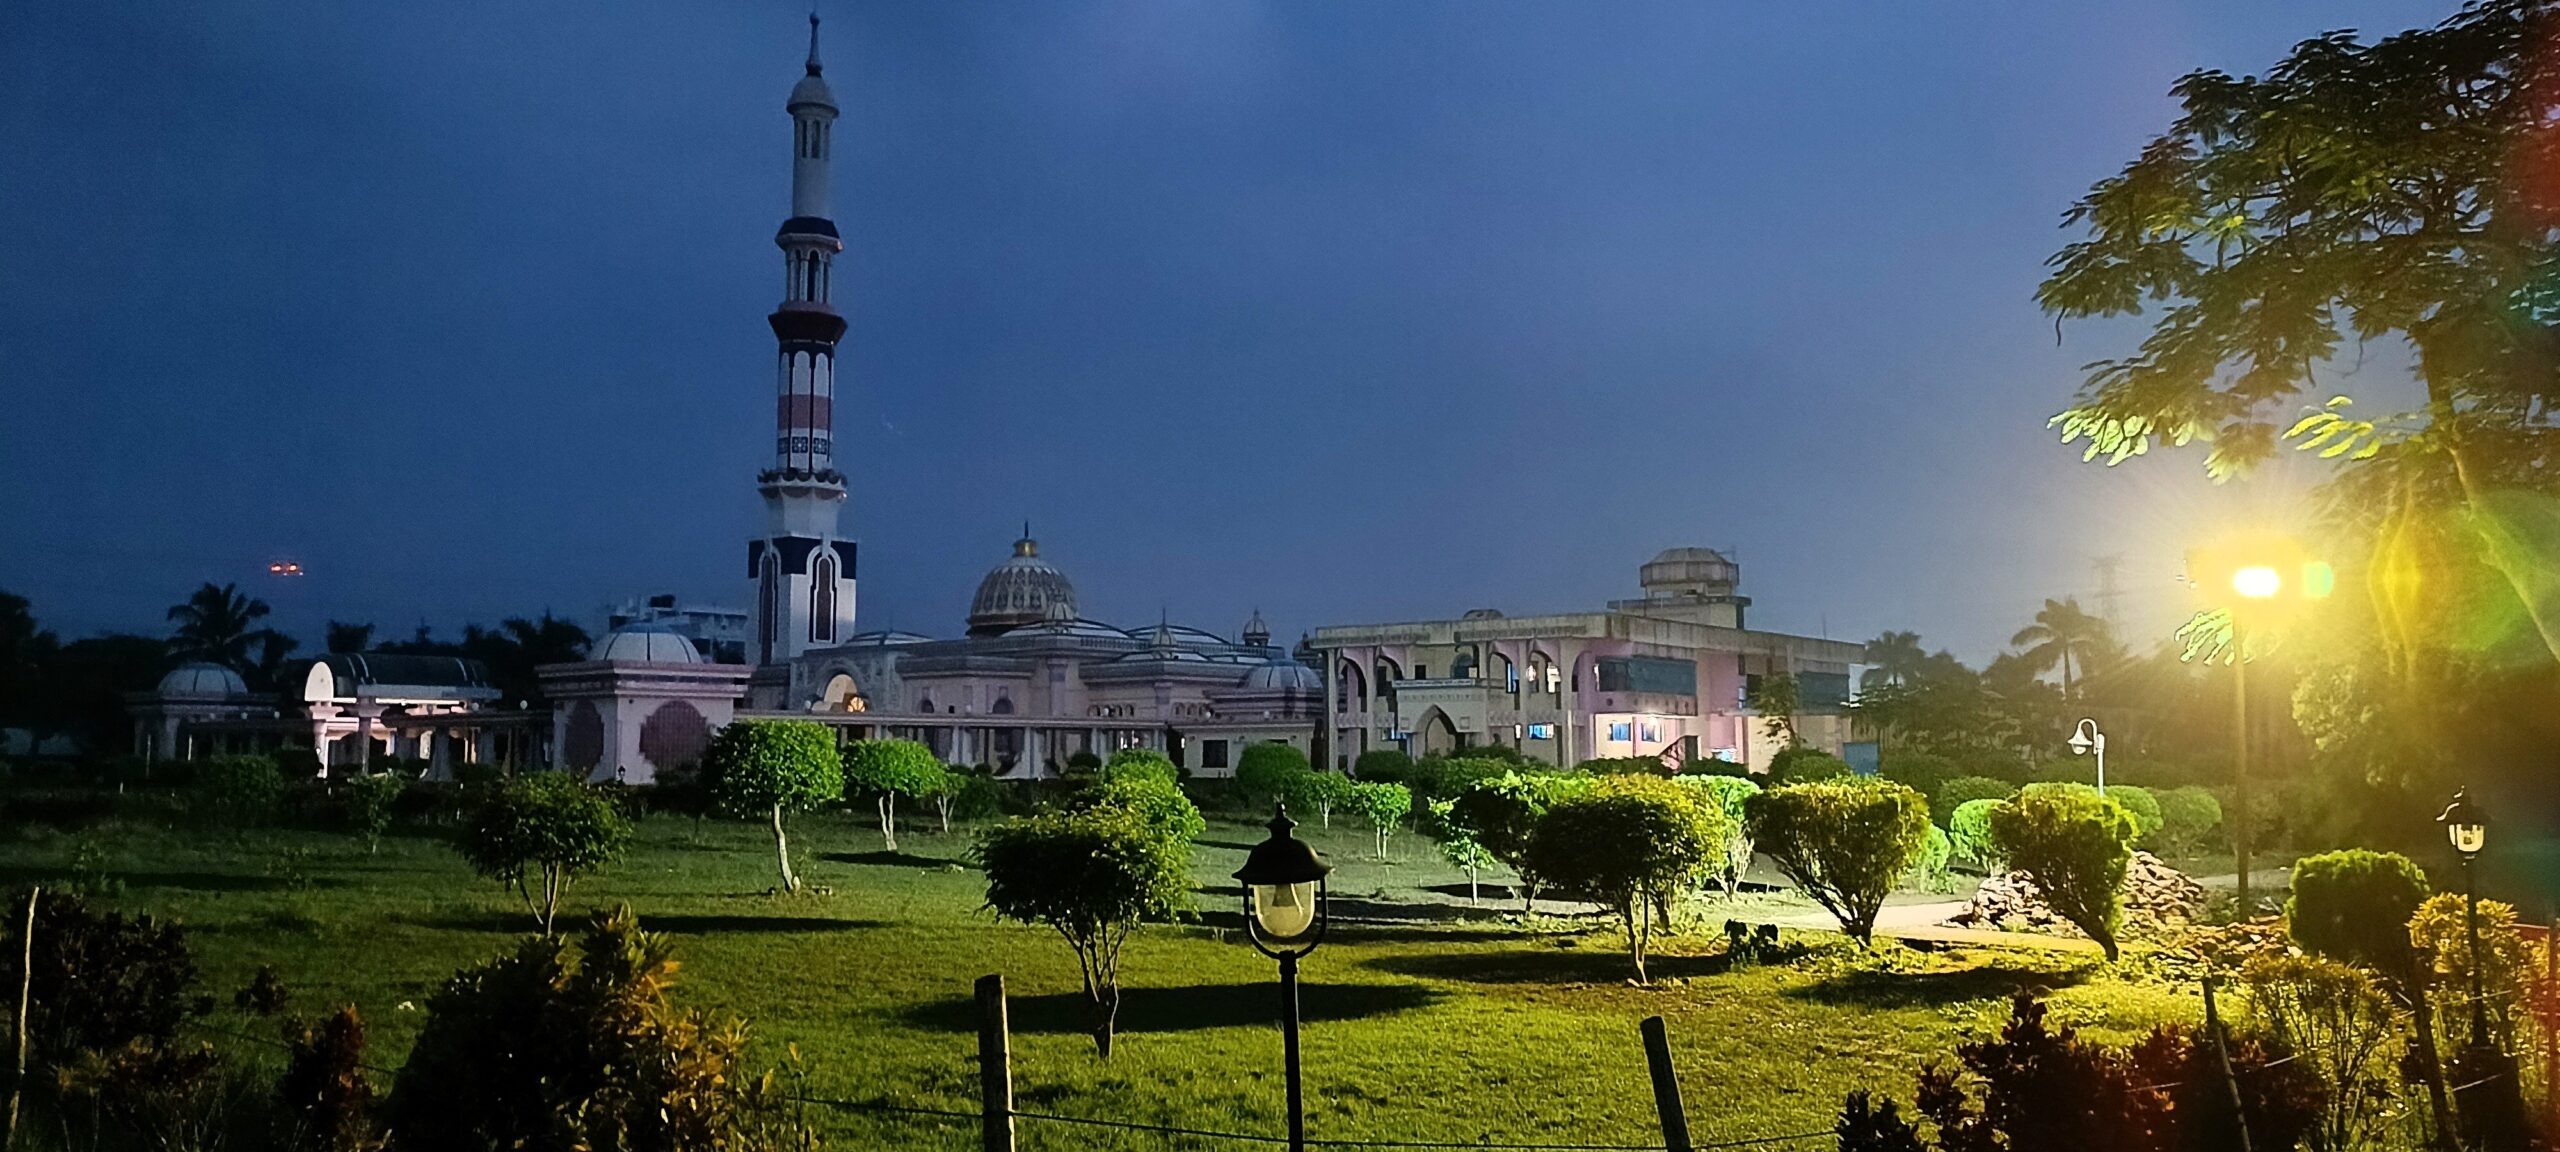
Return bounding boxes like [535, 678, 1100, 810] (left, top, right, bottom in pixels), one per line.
[1608, 722, 1631, 742]
[1526, 723, 1553, 740]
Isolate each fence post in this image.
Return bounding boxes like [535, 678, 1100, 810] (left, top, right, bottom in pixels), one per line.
[2202, 976, 2253, 1152]
[1641, 1015, 1691, 1152]
[976, 974, 1015, 1152]
[8, 887, 36, 1152]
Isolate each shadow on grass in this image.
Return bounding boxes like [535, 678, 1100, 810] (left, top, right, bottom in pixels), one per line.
[1783, 963, 2090, 1008]
[395, 909, 884, 935]
[901, 981, 1441, 1035]
[0, 865, 307, 894]
[1362, 945, 1729, 985]
[1194, 839, 1261, 853]
[821, 850, 967, 871]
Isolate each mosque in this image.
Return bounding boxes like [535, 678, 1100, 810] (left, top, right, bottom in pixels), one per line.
[124, 19, 1845, 784]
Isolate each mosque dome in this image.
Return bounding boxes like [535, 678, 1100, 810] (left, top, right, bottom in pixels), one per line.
[596, 625, 703, 664]
[1639, 547, 1741, 599]
[157, 662, 248, 699]
[1239, 658, 1321, 692]
[968, 530, 1078, 637]
[1242, 609, 1270, 648]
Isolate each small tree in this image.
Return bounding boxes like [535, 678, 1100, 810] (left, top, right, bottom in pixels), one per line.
[1987, 786, 2136, 960]
[1448, 771, 1594, 910]
[459, 772, 633, 936]
[1523, 791, 1712, 982]
[1902, 825, 1954, 894]
[1424, 798, 1493, 901]
[704, 719, 843, 893]
[1680, 775, 1760, 899]
[839, 738, 944, 853]
[1350, 780, 1412, 859]
[342, 770, 405, 854]
[1748, 672, 1802, 745]
[1086, 772, 1205, 845]
[196, 753, 285, 824]
[2240, 953, 2403, 1152]
[1284, 769, 1354, 829]
[975, 808, 1190, 1059]
[2286, 848, 2453, 1139]
[1744, 780, 1929, 946]
[1235, 743, 1311, 807]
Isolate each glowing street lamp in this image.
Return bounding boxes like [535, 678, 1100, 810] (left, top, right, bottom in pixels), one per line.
[1235, 806, 1333, 1152]
[2438, 788, 2490, 1049]
[2185, 533, 2331, 915]
[2231, 565, 2283, 600]
[2068, 718, 2107, 796]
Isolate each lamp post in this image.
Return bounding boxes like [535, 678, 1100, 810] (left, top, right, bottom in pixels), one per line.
[1235, 806, 1333, 1152]
[2068, 718, 2107, 796]
[2226, 564, 2282, 913]
[2438, 788, 2490, 1049]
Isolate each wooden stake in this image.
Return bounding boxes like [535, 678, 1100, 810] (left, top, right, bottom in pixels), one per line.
[2203, 976, 2253, 1152]
[976, 974, 1014, 1152]
[7, 887, 36, 1152]
[1641, 1015, 1692, 1152]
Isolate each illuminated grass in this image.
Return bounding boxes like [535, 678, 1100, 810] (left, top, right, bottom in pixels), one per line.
[0, 807, 2200, 1150]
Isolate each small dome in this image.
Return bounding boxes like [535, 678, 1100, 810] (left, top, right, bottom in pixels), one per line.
[1240, 658, 1320, 692]
[597, 625, 703, 664]
[968, 531, 1078, 637]
[1242, 609, 1270, 647]
[157, 662, 248, 698]
[1640, 547, 1740, 597]
[788, 15, 837, 113]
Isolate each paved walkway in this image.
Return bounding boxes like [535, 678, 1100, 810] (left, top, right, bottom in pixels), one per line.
[1752, 899, 2107, 953]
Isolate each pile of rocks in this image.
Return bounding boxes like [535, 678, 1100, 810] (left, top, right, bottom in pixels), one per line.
[1949, 851, 2207, 940]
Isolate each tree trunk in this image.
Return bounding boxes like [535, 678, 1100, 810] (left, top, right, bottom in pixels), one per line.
[1090, 984, 1119, 1060]
[772, 803, 798, 893]
[877, 794, 898, 853]
[1466, 863, 1478, 903]
[2409, 982, 2457, 1150]
[1626, 898, 1649, 985]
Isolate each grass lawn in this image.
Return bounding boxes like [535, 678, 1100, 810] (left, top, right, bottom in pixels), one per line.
[1, 801, 2208, 1150]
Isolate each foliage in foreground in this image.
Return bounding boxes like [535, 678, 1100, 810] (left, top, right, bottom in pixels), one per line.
[1744, 780, 1929, 945]
[459, 771, 633, 936]
[387, 905, 822, 1152]
[1524, 786, 1714, 982]
[1835, 994, 2322, 1152]
[974, 807, 1191, 1059]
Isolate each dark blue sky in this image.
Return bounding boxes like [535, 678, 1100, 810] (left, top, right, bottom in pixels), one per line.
[0, 1, 2443, 662]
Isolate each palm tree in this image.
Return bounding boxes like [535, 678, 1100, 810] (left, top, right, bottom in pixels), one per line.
[2008, 597, 2113, 701]
[167, 582, 283, 674]
[1860, 631, 1929, 689]
[325, 621, 376, 653]
[500, 613, 592, 668]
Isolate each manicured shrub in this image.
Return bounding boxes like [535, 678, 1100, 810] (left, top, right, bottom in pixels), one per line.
[196, 753, 285, 823]
[1524, 790, 1715, 982]
[1235, 743, 1311, 807]
[2286, 849, 2431, 982]
[1284, 769, 1354, 829]
[1879, 750, 1959, 802]
[1352, 748, 1415, 784]
[1767, 745, 1852, 784]
[1745, 780, 1930, 945]
[1948, 799, 2002, 870]
[1574, 756, 1671, 777]
[1988, 787, 2137, 959]
[841, 737, 946, 852]
[1349, 780, 1414, 859]
[1446, 772, 1595, 909]
[1930, 775, 2014, 827]
[2408, 892, 2533, 1050]
[1680, 757, 1752, 779]
[975, 807, 1191, 1059]
[1087, 772, 1206, 845]
[343, 769, 406, 853]
[1064, 749, 1103, 773]
[1902, 824, 1953, 893]
[388, 906, 819, 1151]
[2155, 786, 2222, 852]
[1101, 747, 1180, 785]
[459, 771, 633, 936]
[1409, 756, 1516, 802]
[703, 719, 843, 893]
[1679, 774, 1760, 898]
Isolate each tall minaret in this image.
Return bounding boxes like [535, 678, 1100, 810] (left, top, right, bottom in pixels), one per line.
[749, 14, 855, 667]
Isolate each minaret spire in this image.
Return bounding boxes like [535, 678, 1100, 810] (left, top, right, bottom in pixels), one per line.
[806, 12, 823, 75]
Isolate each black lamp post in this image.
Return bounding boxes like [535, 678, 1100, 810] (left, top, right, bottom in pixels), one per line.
[2438, 787, 2490, 1049]
[1235, 805, 1332, 1152]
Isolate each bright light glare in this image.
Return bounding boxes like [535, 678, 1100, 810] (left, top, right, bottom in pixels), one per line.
[2232, 566, 2283, 599]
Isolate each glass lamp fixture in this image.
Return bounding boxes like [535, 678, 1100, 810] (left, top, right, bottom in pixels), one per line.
[2438, 788, 2487, 857]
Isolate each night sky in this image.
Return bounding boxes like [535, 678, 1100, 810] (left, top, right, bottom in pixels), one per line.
[0, 1, 2445, 662]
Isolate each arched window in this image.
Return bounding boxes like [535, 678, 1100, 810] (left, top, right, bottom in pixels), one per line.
[810, 554, 837, 643]
[756, 553, 779, 663]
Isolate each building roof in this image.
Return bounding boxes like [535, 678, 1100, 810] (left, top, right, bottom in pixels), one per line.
[967, 530, 1078, 636]
[304, 653, 500, 702]
[596, 625, 704, 664]
[1238, 658, 1320, 692]
[156, 662, 249, 699]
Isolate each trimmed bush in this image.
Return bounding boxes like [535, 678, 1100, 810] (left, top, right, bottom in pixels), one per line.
[1767, 745, 1852, 784]
[2286, 849, 2431, 982]
[1409, 756, 1517, 802]
[1931, 775, 2014, 827]
[1879, 750, 1959, 802]
[1087, 772, 1205, 846]
[1574, 756, 1672, 777]
[2155, 786, 2222, 852]
[1351, 748, 1415, 783]
[1744, 780, 1930, 944]
[1101, 747, 1180, 785]
[1949, 798, 2002, 870]
[975, 808, 1191, 1058]
[1903, 824, 1953, 893]
[1989, 787, 2137, 960]
[1524, 790, 1714, 982]
[196, 754, 285, 823]
[343, 770, 406, 852]
[1235, 743, 1311, 807]
[1446, 772, 1595, 909]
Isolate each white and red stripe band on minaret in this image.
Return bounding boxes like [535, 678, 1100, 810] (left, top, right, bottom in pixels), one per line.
[749, 13, 857, 668]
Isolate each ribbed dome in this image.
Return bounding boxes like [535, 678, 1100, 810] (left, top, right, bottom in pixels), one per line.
[968, 532, 1078, 637]
[1240, 658, 1320, 692]
[597, 626, 703, 664]
[157, 662, 248, 698]
[1639, 547, 1739, 596]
